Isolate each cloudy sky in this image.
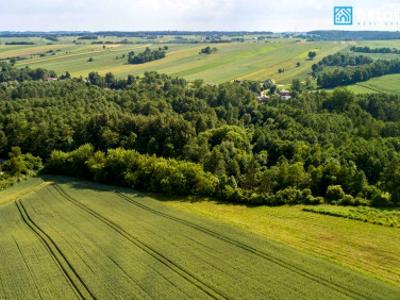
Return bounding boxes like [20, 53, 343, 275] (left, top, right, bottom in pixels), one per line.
[0, 0, 399, 32]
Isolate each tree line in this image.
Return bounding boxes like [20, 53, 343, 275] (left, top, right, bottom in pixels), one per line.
[351, 46, 400, 54]
[0, 62, 57, 82]
[312, 53, 372, 72]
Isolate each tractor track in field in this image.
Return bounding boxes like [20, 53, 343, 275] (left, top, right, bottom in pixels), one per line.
[116, 192, 373, 300]
[105, 254, 154, 300]
[15, 199, 96, 300]
[13, 236, 45, 300]
[44, 185, 193, 299]
[52, 184, 228, 300]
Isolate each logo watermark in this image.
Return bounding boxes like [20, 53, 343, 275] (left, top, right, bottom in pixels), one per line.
[333, 5, 400, 29]
[356, 8, 400, 29]
[334, 6, 353, 26]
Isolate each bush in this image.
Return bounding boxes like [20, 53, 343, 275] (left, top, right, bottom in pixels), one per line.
[326, 185, 346, 202]
[364, 185, 393, 207]
[371, 191, 392, 207]
[338, 194, 355, 206]
[275, 187, 303, 205]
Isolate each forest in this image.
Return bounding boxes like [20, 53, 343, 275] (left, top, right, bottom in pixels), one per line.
[1, 63, 400, 207]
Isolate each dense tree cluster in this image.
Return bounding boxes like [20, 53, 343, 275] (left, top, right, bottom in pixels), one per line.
[308, 51, 317, 60]
[350, 46, 400, 54]
[308, 30, 400, 40]
[77, 35, 98, 40]
[0, 146, 42, 189]
[313, 53, 373, 71]
[86, 71, 136, 89]
[1, 67, 400, 206]
[4, 41, 35, 45]
[199, 46, 218, 54]
[128, 47, 167, 64]
[0, 62, 57, 83]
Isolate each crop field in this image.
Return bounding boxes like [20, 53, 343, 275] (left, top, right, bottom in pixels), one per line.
[1, 177, 399, 299]
[0, 38, 350, 84]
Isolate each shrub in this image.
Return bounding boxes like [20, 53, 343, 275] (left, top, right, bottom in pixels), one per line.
[364, 185, 393, 207]
[326, 185, 346, 202]
[338, 194, 355, 206]
[275, 187, 303, 205]
[371, 191, 392, 207]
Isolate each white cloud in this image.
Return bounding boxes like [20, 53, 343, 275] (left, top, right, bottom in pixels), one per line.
[0, 0, 399, 31]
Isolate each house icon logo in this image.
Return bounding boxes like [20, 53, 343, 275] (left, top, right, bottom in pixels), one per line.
[334, 6, 353, 25]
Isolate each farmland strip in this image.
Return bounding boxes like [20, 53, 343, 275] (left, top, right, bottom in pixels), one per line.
[15, 199, 96, 300]
[116, 192, 372, 300]
[53, 184, 227, 300]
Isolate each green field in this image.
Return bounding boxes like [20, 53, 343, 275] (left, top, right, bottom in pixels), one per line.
[1, 177, 399, 299]
[1, 39, 349, 84]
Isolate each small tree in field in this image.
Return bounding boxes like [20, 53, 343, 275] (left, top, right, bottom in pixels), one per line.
[308, 51, 317, 60]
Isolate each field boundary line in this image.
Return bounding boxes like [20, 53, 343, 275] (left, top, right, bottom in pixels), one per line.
[15, 199, 96, 300]
[53, 183, 227, 300]
[354, 83, 384, 93]
[116, 192, 372, 300]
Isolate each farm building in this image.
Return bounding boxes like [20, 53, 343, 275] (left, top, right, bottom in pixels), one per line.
[279, 90, 291, 100]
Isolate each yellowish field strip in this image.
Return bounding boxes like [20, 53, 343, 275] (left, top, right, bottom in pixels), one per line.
[0, 181, 52, 206]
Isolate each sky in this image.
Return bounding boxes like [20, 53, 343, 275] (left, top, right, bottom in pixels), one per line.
[0, 0, 400, 32]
